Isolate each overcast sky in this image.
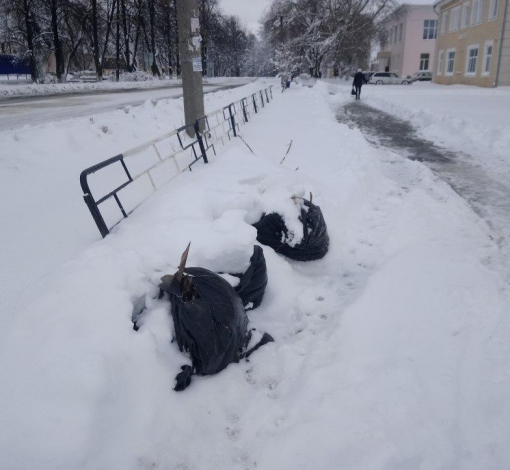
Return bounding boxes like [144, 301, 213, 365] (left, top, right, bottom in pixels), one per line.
[219, 0, 272, 35]
[219, 0, 434, 36]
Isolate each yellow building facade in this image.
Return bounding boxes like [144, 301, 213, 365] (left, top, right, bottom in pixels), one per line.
[434, 0, 510, 86]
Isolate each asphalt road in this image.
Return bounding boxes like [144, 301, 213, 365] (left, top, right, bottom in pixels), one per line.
[0, 78, 254, 131]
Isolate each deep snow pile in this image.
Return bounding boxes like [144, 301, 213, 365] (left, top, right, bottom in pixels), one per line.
[0, 80, 267, 309]
[1, 81, 510, 470]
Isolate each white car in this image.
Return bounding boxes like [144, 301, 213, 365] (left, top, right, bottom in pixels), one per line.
[369, 72, 412, 85]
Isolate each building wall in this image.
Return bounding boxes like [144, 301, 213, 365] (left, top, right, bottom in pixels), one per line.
[401, 6, 439, 76]
[377, 4, 438, 77]
[497, 0, 510, 85]
[376, 16, 403, 73]
[434, 0, 506, 86]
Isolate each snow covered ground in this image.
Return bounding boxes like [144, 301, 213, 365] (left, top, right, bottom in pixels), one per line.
[0, 78, 254, 131]
[347, 81, 510, 184]
[1, 80, 509, 470]
[329, 79, 510, 270]
[0, 76, 251, 98]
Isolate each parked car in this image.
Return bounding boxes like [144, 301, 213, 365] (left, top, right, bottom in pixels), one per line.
[411, 71, 433, 82]
[363, 72, 375, 83]
[369, 72, 412, 85]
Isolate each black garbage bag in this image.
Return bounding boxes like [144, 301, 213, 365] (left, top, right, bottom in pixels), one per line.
[232, 246, 268, 311]
[159, 245, 273, 391]
[253, 197, 329, 261]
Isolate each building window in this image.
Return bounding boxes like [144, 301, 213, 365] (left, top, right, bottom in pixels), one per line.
[461, 2, 470, 28]
[466, 45, 479, 75]
[419, 53, 430, 70]
[446, 49, 456, 75]
[423, 19, 438, 39]
[399, 23, 403, 42]
[449, 7, 461, 31]
[437, 50, 444, 75]
[440, 12, 447, 34]
[471, 0, 483, 24]
[488, 0, 498, 19]
[482, 40, 493, 74]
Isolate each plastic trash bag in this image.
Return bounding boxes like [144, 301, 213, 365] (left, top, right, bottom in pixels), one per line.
[253, 197, 329, 261]
[232, 246, 268, 311]
[159, 245, 273, 391]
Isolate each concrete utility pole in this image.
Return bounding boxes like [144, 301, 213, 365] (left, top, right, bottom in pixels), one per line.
[177, 0, 205, 137]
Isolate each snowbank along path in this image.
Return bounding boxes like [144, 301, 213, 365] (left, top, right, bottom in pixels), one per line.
[0, 81, 509, 470]
[337, 98, 510, 273]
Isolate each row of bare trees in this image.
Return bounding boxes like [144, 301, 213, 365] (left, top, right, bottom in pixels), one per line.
[261, 0, 396, 77]
[0, 0, 265, 82]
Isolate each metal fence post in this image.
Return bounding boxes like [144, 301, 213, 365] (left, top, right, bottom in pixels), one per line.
[83, 193, 110, 238]
[252, 94, 258, 113]
[228, 104, 237, 137]
[194, 120, 208, 163]
[241, 98, 249, 123]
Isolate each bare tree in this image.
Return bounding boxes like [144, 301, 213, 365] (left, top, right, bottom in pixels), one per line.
[262, 0, 396, 77]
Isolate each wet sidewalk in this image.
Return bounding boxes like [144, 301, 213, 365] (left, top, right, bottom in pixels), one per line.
[337, 101, 510, 267]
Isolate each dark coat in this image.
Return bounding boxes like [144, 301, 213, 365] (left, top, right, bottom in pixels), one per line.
[353, 72, 367, 87]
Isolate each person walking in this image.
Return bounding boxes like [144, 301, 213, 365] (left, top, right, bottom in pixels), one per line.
[352, 68, 367, 101]
[281, 73, 288, 92]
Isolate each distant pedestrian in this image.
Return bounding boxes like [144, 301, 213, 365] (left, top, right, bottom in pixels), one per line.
[352, 68, 367, 101]
[281, 73, 287, 92]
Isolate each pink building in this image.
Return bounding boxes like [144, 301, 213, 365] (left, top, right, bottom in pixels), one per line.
[376, 4, 439, 77]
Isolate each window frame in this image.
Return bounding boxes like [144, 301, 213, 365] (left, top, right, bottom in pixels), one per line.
[488, 0, 498, 20]
[482, 40, 494, 75]
[470, 0, 483, 25]
[419, 53, 430, 71]
[423, 19, 438, 39]
[445, 48, 456, 76]
[440, 11, 448, 34]
[449, 6, 461, 32]
[465, 44, 479, 76]
[437, 49, 444, 75]
[461, 2, 470, 28]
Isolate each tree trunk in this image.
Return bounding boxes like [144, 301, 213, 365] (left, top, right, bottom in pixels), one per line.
[101, 0, 117, 67]
[116, 0, 120, 81]
[50, 0, 65, 82]
[199, 0, 207, 76]
[174, 0, 180, 75]
[166, 0, 173, 76]
[148, 0, 160, 76]
[91, 0, 102, 79]
[132, 19, 140, 71]
[23, 0, 39, 82]
[121, 0, 132, 72]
